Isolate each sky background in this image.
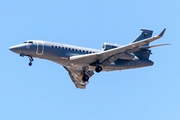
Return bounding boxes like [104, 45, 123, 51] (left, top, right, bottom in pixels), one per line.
[0, 0, 179, 120]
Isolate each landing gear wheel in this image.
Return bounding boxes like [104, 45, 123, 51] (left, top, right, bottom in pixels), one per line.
[29, 62, 32, 66]
[82, 75, 89, 82]
[95, 66, 102, 73]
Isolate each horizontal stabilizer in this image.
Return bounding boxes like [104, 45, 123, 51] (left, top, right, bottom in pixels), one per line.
[139, 44, 170, 49]
[140, 28, 153, 32]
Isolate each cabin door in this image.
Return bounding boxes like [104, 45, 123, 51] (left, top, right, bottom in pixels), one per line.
[36, 41, 44, 55]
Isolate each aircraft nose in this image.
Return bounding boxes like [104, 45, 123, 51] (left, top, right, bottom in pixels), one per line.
[9, 46, 19, 53]
[9, 46, 15, 52]
[9, 44, 25, 54]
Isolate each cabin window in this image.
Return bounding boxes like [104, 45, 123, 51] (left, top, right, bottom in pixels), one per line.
[52, 45, 54, 48]
[62, 47, 64, 49]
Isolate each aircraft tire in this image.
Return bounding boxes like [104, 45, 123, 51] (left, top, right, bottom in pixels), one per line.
[95, 66, 102, 73]
[29, 62, 32, 66]
[82, 75, 89, 82]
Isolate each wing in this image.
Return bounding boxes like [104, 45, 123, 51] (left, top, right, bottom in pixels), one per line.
[70, 28, 166, 65]
[63, 66, 94, 89]
[139, 44, 170, 49]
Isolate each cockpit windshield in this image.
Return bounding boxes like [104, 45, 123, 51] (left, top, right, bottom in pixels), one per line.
[23, 41, 33, 44]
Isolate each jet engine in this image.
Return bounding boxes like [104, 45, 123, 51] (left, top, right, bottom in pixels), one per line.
[102, 43, 120, 51]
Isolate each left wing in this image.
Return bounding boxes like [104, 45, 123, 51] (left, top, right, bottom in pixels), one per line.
[70, 28, 166, 65]
[63, 66, 94, 89]
[139, 44, 170, 49]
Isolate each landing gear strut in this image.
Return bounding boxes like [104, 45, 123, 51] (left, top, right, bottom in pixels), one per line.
[95, 66, 102, 73]
[28, 56, 34, 66]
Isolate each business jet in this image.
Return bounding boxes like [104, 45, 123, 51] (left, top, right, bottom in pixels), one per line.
[9, 28, 168, 89]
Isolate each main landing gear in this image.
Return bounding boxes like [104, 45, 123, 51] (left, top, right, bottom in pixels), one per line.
[95, 66, 102, 73]
[90, 61, 103, 73]
[82, 74, 89, 82]
[82, 70, 89, 82]
[81, 66, 102, 82]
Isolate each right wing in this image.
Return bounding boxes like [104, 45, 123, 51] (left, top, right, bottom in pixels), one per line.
[70, 28, 166, 65]
[63, 66, 94, 89]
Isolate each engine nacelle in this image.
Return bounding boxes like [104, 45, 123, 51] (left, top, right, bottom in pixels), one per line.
[102, 43, 120, 51]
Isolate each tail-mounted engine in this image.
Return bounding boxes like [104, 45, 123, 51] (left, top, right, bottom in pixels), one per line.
[102, 43, 120, 51]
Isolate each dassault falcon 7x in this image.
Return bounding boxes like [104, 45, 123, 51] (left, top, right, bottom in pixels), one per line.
[9, 28, 168, 89]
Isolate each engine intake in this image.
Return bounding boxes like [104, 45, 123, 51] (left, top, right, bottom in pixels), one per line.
[102, 43, 120, 51]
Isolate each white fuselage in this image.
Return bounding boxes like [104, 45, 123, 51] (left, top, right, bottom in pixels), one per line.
[9, 40, 154, 72]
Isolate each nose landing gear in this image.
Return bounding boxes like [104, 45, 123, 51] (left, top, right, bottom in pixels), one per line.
[28, 56, 34, 66]
[19, 53, 34, 66]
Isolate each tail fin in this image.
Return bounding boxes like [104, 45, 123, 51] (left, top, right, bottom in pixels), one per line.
[132, 29, 153, 60]
[132, 29, 153, 44]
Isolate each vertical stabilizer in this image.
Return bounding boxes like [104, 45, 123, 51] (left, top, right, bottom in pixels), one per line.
[132, 29, 153, 44]
[132, 29, 153, 60]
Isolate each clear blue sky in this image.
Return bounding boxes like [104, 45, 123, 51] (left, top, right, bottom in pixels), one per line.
[1, 0, 179, 120]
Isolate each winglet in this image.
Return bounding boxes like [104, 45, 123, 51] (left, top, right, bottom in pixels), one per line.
[159, 28, 166, 37]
